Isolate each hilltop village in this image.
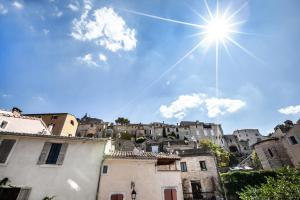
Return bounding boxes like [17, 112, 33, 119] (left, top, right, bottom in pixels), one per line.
[0, 107, 300, 200]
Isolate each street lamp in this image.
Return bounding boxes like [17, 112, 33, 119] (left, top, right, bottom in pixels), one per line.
[131, 189, 137, 200]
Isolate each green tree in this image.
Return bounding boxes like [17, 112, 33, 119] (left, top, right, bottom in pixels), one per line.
[115, 117, 130, 125]
[200, 139, 230, 168]
[239, 167, 300, 200]
[251, 150, 262, 169]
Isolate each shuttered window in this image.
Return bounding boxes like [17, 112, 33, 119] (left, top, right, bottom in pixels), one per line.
[37, 142, 68, 165]
[0, 139, 16, 164]
[0, 187, 31, 200]
[164, 189, 177, 200]
[111, 194, 123, 200]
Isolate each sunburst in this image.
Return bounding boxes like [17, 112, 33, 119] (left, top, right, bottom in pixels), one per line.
[116, 0, 261, 114]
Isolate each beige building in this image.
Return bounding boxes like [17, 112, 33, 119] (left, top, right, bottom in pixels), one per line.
[76, 114, 108, 138]
[99, 150, 183, 200]
[177, 149, 221, 200]
[0, 131, 108, 200]
[233, 129, 267, 146]
[0, 108, 50, 135]
[253, 120, 300, 170]
[25, 113, 78, 137]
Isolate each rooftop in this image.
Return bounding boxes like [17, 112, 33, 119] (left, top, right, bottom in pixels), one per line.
[105, 151, 180, 160]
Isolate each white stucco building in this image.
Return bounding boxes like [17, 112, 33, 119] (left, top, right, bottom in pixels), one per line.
[99, 150, 183, 200]
[0, 132, 108, 200]
[0, 108, 50, 135]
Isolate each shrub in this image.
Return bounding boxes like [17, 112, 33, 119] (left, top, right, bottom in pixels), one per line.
[136, 137, 146, 143]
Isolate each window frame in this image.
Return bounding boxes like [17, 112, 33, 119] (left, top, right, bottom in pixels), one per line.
[199, 161, 207, 171]
[289, 136, 299, 145]
[37, 142, 68, 166]
[0, 120, 8, 129]
[0, 139, 17, 165]
[180, 162, 187, 172]
[102, 165, 108, 174]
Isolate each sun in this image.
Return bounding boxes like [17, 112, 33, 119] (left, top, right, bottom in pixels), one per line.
[203, 16, 233, 45]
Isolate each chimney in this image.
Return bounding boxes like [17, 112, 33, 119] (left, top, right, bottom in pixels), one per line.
[12, 107, 22, 117]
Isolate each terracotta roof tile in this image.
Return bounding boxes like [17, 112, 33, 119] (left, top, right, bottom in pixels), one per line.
[105, 151, 180, 160]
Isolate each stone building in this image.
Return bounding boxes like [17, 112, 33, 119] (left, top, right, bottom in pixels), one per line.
[0, 108, 50, 135]
[253, 137, 292, 170]
[177, 149, 221, 200]
[254, 120, 300, 170]
[0, 131, 109, 200]
[24, 113, 78, 137]
[99, 150, 183, 200]
[233, 129, 267, 147]
[76, 114, 109, 138]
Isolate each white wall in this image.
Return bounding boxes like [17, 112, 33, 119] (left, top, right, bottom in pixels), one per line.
[99, 159, 183, 200]
[0, 135, 106, 200]
[0, 115, 50, 134]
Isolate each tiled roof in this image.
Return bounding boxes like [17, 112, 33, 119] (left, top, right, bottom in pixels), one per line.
[105, 151, 180, 160]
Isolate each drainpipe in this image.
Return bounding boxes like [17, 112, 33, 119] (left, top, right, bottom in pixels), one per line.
[96, 158, 104, 200]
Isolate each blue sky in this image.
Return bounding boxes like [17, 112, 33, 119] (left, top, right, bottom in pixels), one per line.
[1, 0, 300, 135]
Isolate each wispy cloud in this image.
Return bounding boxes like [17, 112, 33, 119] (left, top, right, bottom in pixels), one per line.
[77, 53, 98, 66]
[43, 29, 49, 35]
[71, 5, 137, 52]
[32, 96, 46, 102]
[160, 93, 246, 119]
[1, 94, 11, 98]
[68, 1, 79, 12]
[278, 105, 300, 115]
[99, 53, 107, 62]
[77, 53, 108, 69]
[12, 1, 23, 10]
[0, 4, 8, 15]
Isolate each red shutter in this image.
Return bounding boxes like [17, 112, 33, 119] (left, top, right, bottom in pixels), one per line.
[111, 194, 123, 200]
[171, 189, 177, 200]
[164, 189, 177, 200]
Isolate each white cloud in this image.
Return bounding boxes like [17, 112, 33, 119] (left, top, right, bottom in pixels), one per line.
[77, 53, 98, 66]
[12, 1, 23, 10]
[160, 93, 246, 119]
[68, 2, 79, 12]
[278, 105, 300, 115]
[71, 6, 137, 52]
[99, 53, 107, 62]
[55, 11, 63, 17]
[205, 97, 246, 118]
[0, 4, 8, 15]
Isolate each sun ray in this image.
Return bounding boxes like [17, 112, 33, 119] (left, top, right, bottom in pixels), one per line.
[120, 8, 204, 28]
[204, 0, 214, 19]
[226, 36, 265, 64]
[226, 2, 248, 22]
[115, 39, 207, 115]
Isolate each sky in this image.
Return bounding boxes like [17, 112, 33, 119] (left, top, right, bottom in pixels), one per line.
[1, 0, 300, 135]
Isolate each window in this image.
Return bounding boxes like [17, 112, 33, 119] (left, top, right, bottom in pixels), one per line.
[289, 136, 298, 145]
[0, 121, 8, 129]
[46, 143, 62, 164]
[51, 116, 58, 120]
[268, 148, 273, 157]
[111, 194, 123, 200]
[164, 189, 177, 200]
[70, 120, 74, 126]
[37, 142, 68, 165]
[0, 139, 16, 164]
[0, 187, 31, 200]
[200, 161, 207, 171]
[176, 128, 178, 132]
[102, 165, 108, 174]
[180, 162, 187, 172]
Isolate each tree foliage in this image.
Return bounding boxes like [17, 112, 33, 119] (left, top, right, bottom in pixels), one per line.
[115, 117, 130, 125]
[221, 170, 276, 199]
[239, 167, 300, 200]
[200, 139, 230, 168]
